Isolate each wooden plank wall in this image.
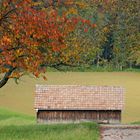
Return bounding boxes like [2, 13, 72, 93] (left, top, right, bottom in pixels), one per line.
[37, 110, 121, 124]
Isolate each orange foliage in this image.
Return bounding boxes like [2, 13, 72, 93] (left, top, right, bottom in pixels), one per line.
[0, 0, 96, 82]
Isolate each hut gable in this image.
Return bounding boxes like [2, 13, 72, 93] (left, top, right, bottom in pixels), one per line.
[34, 85, 124, 124]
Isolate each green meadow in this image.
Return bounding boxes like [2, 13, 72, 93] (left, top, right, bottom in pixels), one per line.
[0, 108, 99, 140]
[0, 72, 140, 123]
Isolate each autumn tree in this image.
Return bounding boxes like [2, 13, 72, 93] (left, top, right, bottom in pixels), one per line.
[0, 0, 95, 88]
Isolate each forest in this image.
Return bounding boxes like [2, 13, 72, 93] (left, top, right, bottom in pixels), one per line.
[60, 0, 140, 71]
[0, 0, 139, 88]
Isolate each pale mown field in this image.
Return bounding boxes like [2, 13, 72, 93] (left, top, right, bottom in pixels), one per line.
[0, 72, 140, 123]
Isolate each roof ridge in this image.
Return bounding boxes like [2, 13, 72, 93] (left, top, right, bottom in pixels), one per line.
[36, 84, 124, 88]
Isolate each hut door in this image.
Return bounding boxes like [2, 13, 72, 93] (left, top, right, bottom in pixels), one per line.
[99, 111, 109, 123]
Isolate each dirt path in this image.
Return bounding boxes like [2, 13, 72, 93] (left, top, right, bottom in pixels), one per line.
[100, 125, 140, 140]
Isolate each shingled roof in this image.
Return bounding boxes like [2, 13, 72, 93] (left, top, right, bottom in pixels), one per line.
[34, 85, 124, 110]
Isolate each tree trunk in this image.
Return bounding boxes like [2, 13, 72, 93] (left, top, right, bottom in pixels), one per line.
[0, 67, 16, 88]
[96, 53, 99, 68]
[129, 62, 132, 69]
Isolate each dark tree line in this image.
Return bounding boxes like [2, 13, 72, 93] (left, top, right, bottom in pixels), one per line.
[66, 0, 140, 70]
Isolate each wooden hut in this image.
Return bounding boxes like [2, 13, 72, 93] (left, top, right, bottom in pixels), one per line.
[34, 85, 124, 124]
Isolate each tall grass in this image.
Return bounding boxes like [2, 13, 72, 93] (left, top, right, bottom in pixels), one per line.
[0, 123, 99, 140]
[0, 108, 99, 140]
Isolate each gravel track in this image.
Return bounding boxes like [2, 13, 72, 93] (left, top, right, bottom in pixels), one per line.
[100, 125, 140, 140]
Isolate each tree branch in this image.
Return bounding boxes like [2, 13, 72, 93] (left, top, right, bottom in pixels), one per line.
[0, 8, 16, 25]
[0, 66, 16, 88]
[41, 62, 78, 71]
[0, 45, 24, 54]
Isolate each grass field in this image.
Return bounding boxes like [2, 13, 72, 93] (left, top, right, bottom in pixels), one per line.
[0, 72, 140, 123]
[0, 108, 99, 140]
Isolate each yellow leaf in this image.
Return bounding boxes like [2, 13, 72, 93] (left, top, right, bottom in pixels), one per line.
[75, 1, 88, 8]
[66, 8, 78, 15]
